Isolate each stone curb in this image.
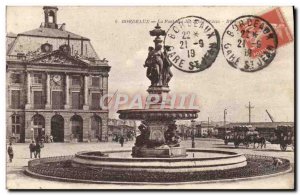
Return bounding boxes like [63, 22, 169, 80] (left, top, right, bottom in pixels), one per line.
[24, 164, 292, 186]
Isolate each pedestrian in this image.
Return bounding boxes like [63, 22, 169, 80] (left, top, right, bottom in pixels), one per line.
[49, 134, 53, 143]
[7, 143, 14, 163]
[45, 134, 49, 143]
[29, 140, 36, 158]
[119, 136, 124, 147]
[35, 142, 43, 158]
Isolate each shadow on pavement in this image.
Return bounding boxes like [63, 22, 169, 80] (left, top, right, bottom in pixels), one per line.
[253, 148, 294, 152]
[215, 146, 240, 149]
[212, 143, 226, 146]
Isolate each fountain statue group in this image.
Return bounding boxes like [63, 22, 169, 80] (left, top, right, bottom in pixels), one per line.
[144, 23, 173, 87]
[144, 45, 173, 87]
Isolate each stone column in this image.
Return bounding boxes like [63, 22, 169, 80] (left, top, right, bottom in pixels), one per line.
[25, 72, 31, 109]
[24, 112, 34, 143]
[45, 73, 51, 109]
[99, 75, 103, 88]
[83, 75, 89, 110]
[6, 72, 11, 109]
[102, 75, 108, 109]
[64, 74, 70, 109]
[100, 113, 108, 141]
[82, 115, 90, 142]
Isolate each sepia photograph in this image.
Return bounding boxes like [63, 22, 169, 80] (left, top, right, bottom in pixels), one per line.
[5, 5, 295, 190]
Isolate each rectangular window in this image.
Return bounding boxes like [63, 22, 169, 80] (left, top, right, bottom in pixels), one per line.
[33, 91, 44, 109]
[33, 74, 42, 84]
[11, 115, 21, 135]
[72, 76, 81, 86]
[12, 126, 15, 134]
[72, 92, 81, 109]
[11, 90, 21, 109]
[16, 125, 20, 134]
[92, 77, 100, 87]
[91, 93, 100, 110]
[52, 91, 63, 109]
[11, 73, 21, 83]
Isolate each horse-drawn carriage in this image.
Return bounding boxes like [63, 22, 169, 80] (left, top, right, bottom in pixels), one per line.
[268, 125, 294, 151]
[224, 125, 265, 148]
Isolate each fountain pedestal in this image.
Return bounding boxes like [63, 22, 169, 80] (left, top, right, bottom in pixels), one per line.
[131, 119, 187, 158]
[118, 86, 199, 158]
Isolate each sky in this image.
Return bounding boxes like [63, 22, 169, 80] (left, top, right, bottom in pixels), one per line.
[6, 6, 294, 122]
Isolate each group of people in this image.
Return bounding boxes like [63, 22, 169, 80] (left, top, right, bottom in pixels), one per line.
[7, 140, 44, 163]
[39, 134, 53, 143]
[29, 140, 44, 158]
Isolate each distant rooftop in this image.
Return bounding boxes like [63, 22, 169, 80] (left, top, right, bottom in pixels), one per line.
[6, 6, 106, 64]
[19, 26, 89, 40]
[217, 122, 294, 129]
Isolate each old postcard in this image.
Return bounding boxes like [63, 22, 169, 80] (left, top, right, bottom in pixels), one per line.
[6, 6, 294, 190]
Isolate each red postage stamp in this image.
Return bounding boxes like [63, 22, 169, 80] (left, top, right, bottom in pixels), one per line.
[260, 7, 294, 48]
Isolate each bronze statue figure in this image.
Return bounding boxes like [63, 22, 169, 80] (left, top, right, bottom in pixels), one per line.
[144, 24, 173, 87]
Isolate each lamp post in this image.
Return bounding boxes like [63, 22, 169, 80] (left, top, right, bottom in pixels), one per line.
[191, 119, 195, 148]
[224, 108, 227, 133]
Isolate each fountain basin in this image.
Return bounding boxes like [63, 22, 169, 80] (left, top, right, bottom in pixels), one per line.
[71, 149, 247, 173]
[25, 153, 291, 184]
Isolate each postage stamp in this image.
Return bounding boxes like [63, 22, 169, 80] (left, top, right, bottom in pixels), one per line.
[164, 16, 220, 73]
[222, 15, 278, 72]
[260, 7, 293, 48]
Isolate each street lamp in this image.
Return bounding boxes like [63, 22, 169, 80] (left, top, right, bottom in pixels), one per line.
[191, 119, 195, 148]
[224, 108, 227, 132]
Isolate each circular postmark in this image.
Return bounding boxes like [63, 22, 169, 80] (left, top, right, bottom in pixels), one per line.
[222, 15, 278, 72]
[164, 16, 220, 73]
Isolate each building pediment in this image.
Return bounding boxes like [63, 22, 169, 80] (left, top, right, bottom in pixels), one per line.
[27, 49, 89, 66]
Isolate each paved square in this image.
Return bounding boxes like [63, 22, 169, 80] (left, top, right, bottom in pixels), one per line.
[6, 139, 294, 189]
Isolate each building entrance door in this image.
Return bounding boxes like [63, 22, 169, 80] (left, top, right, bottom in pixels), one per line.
[71, 115, 83, 142]
[51, 115, 64, 142]
[91, 115, 102, 141]
[32, 114, 45, 142]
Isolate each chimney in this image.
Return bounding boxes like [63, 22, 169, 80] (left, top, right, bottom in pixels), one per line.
[81, 37, 84, 56]
[59, 23, 66, 31]
[67, 34, 70, 46]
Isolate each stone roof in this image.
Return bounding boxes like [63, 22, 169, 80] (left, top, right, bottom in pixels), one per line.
[19, 27, 89, 40]
[6, 27, 106, 64]
[7, 32, 17, 38]
[6, 7, 109, 66]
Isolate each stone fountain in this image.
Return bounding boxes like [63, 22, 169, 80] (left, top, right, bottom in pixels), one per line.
[118, 24, 199, 158]
[26, 25, 262, 184]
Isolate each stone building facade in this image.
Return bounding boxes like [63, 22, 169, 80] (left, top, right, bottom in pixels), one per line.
[6, 6, 110, 143]
[108, 119, 136, 137]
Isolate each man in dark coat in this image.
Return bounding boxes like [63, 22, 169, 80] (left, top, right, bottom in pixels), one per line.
[35, 142, 42, 158]
[7, 143, 14, 163]
[29, 140, 36, 158]
[119, 136, 125, 147]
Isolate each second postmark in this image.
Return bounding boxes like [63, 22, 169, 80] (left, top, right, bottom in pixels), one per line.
[164, 16, 220, 73]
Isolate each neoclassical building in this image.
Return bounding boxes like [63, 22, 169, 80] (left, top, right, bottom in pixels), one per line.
[6, 6, 110, 143]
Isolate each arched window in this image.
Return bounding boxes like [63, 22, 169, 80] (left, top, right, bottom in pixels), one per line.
[70, 115, 83, 142]
[11, 115, 21, 134]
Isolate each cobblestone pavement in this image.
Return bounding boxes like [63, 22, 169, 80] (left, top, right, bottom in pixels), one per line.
[6, 139, 294, 189]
